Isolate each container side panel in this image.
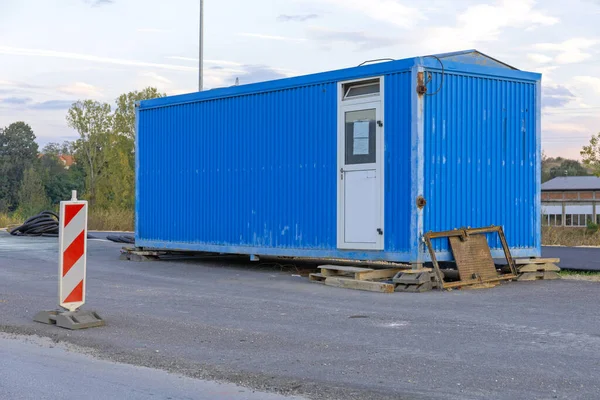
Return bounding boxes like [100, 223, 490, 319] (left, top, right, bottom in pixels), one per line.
[138, 83, 339, 250]
[423, 72, 538, 253]
[384, 72, 413, 253]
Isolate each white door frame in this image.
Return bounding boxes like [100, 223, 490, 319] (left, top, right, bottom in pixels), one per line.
[337, 76, 385, 250]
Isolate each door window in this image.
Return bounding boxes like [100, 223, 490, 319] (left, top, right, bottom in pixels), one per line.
[345, 109, 376, 165]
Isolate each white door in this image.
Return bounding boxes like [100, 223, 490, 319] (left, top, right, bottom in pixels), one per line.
[338, 100, 384, 250]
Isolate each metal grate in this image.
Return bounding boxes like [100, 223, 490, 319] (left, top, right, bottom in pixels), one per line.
[449, 235, 498, 282]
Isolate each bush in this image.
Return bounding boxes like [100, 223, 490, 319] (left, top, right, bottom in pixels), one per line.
[587, 221, 599, 233]
[0, 212, 23, 229]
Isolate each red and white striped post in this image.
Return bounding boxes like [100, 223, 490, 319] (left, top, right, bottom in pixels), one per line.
[34, 190, 104, 329]
[58, 190, 88, 311]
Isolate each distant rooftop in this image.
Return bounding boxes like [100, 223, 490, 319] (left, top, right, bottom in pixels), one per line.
[542, 176, 600, 191]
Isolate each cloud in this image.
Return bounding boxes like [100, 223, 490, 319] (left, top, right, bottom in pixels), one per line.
[166, 56, 242, 66]
[140, 71, 172, 85]
[320, 0, 422, 29]
[542, 121, 589, 134]
[544, 85, 575, 97]
[87, 0, 114, 6]
[136, 28, 170, 33]
[29, 100, 75, 111]
[58, 82, 103, 97]
[573, 76, 600, 94]
[0, 97, 74, 111]
[542, 85, 576, 108]
[0, 45, 197, 72]
[278, 14, 319, 22]
[535, 38, 598, 64]
[423, 0, 558, 50]
[0, 97, 32, 105]
[527, 53, 553, 64]
[234, 65, 290, 85]
[308, 27, 400, 50]
[239, 33, 306, 42]
[0, 80, 42, 90]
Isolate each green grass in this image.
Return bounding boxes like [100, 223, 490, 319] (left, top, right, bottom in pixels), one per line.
[559, 270, 600, 282]
[559, 270, 600, 276]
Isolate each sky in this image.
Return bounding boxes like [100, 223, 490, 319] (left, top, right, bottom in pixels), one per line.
[0, 0, 599, 159]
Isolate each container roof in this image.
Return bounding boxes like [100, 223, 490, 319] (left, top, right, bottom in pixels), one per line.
[542, 176, 600, 191]
[140, 49, 538, 110]
[431, 50, 518, 70]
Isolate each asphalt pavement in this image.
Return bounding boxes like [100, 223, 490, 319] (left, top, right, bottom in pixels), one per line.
[543, 246, 600, 271]
[1, 231, 600, 400]
[0, 334, 305, 400]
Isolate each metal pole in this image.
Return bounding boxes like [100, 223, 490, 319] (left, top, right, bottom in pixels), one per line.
[199, 0, 204, 91]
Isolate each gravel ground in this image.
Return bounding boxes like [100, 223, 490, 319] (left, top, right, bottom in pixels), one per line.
[1, 231, 599, 400]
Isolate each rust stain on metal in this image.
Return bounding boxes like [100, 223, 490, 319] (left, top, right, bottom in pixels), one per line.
[416, 196, 426, 209]
[416, 71, 427, 95]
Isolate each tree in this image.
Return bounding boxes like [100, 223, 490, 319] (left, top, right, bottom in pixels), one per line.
[541, 151, 551, 183]
[99, 87, 165, 210]
[38, 153, 85, 206]
[61, 140, 74, 156]
[113, 87, 165, 141]
[63, 88, 163, 211]
[549, 159, 589, 178]
[95, 135, 135, 209]
[66, 100, 113, 206]
[17, 167, 49, 216]
[42, 142, 62, 157]
[581, 133, 600, 176]
[0, 122, 39, 211]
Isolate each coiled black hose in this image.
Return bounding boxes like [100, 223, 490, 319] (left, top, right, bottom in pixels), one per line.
[10, 211, 60, 237]
[9, 210, 96, 238]
[106, 234, 135, 244]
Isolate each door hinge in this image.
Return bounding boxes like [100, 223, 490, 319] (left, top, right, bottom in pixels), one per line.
[377, 120, 383, 127]
[377, 228, 383, 235]
[340, 167, 344, 180]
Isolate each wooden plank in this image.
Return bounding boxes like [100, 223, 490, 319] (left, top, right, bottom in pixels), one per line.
[324, 277, 394, 293]
[460, 282, 499, 290]
[516, 272, 544, 281]
[442, 275, 516, 289]
[318, 265, 373, 273]
[399, 268, 433, 274]
[519, 263, 561, 272]
[542, 271, 561, 280]
[354, 268, 407, 281]
[514, 258, 560, 265]
[309, 273, 326, 282]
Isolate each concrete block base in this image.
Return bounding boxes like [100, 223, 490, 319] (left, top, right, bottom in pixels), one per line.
[34, 309, 105, 330]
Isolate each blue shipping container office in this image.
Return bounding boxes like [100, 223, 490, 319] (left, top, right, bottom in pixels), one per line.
[136, 49, 541, 265]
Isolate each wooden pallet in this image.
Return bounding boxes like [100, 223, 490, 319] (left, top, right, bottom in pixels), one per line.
[309, 265, 407, 293]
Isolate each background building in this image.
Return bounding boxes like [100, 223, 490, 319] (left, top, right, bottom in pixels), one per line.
[541, 176, 600, 227]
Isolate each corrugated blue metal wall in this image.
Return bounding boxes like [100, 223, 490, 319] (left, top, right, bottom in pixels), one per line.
[137, 70, 413, 258]
[422, 71, 539, 256]
[384, 72, 413, 253]
[138, 83, 338, 250]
